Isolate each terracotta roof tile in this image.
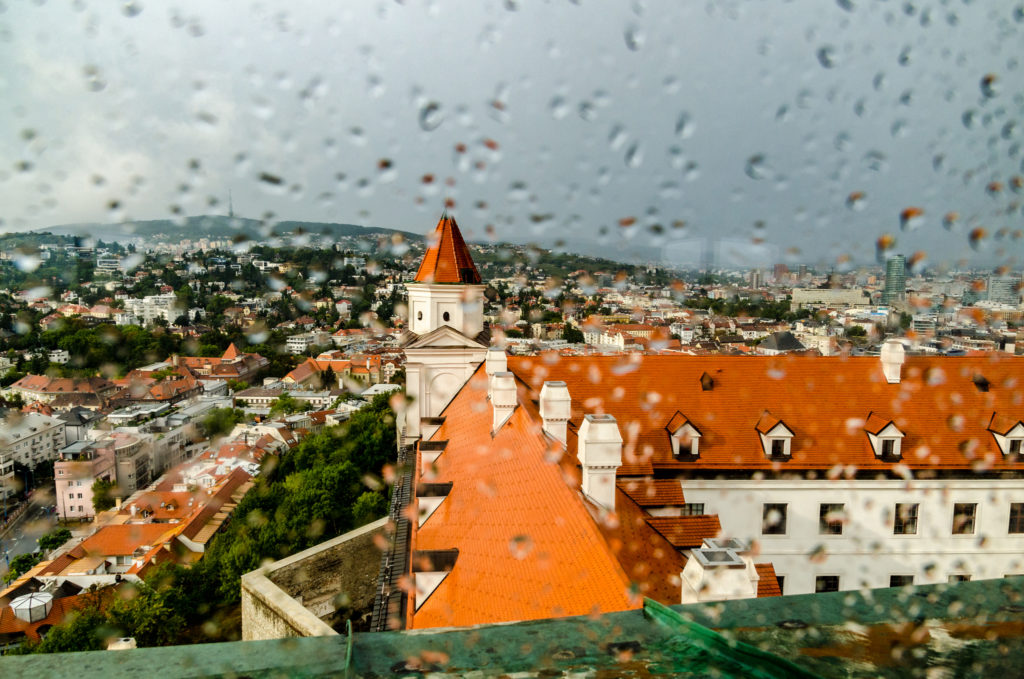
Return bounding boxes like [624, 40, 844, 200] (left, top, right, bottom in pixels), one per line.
[864, 412, 895, 435]
[411, 368, 635, 629]
[616, 479, 686, 507]
[755, 563, 782, 597]
[509, 354, 1024, 471]
[413, 213, 482, 284]
[645, 515, 722, 548]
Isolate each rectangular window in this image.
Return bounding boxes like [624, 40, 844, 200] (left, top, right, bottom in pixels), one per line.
[881, 439, 895, 457]
[948, 574, 971, 583]
[762, 503, 787, 535]
[1011, 439, 1023, 456]
[953, 503, 977, 535]
[889, 575, 914, 587]
[680, 503, 705, 516]
[77, 493, 83, 499]
[815, 575, 839, 593]
[68, 493, 74, 499]
[894, 503, 919, 535]
[771, 439, 785, 456]
[819, 503, 844, 535]
[1010, 503, 1024, 534]
[776, 575, 784, 594]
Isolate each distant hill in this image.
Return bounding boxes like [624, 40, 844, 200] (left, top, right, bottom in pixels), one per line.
[35, 215, 422, 244]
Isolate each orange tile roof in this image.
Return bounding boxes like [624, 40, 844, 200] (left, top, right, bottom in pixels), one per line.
[594, 489, 687, 603]
[755, 563, 782, 597]
[413, 213, 482, 284]
[863, 412, 895, 435]
[411, 369, 635, 629]
[0, 593, 92, 641]
[78, 523, 176, 557]
[509, 354, 1024, 472]
[616, 479, 686, 507]
[645, 515, 722, 548]
[223, 343, 241, 360]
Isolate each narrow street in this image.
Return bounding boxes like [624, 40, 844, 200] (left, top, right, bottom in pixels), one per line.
[1, 497, 58, 580]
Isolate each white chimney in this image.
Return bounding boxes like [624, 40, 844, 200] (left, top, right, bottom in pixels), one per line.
[491, 372, 517, 432]
[539, 381, 571, 445]
[880, 338, 905, 384]
[485, 348, 508, 398]
[576, 414, 623, 511]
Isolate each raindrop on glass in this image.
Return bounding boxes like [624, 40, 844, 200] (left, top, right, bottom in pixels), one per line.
[419, 102, 444, 131]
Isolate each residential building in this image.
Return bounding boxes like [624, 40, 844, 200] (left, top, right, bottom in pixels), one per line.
[0, 412, 67, 499]
[54, 441, 115, 521]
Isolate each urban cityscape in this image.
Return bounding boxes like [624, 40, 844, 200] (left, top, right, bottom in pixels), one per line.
[2, 0, 1024, 676]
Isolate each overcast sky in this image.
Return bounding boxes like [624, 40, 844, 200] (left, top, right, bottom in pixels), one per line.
[1, 1, 1021, 269]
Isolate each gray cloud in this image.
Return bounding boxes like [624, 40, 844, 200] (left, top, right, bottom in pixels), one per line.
[0, 0, 1021, 267]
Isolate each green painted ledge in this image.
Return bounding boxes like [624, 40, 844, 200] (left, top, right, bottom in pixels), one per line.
[3, 577, 1024, 678]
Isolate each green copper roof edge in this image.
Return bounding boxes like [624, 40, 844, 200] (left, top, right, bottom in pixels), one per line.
[643, 598, 823, 679]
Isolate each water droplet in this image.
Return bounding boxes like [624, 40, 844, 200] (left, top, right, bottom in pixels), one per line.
[745, 154, 770, 180]
[14, 251, 41, 273]
[775, 105, 790, 122]
[963, 109, 978, 129]
[899, 207, 925, 231]
[968, 227, 988, 250]
[816, 45, 838, 69]
[122, 1, 143, 17]
[863, 150, 888, 172]
[981, 73, 999, 98]
[834, 131, 852, 151]
[986, 180, 1003, 196]
[898, 45, 912, 66]
[419, 102, 443, 131]
[846, 191, 866, 210]
[873, 72, 886, 91]
[683, 161, 700, 182]
[836, 0, 855, 11]
[578, 101, 596, 121]
[675, 112, 695, 139]
[624, 142, 643, 168]
[608, 124, 628, 151]
[943, 212, 960, 230]
[891, 119, 909, 137]
[507, 181, 529, 201]
[549, 96, 569, 119]
[624, 25, 645, 51]
[83, 65, 106, 92]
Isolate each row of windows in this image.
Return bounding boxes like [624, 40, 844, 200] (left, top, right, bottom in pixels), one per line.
[761, 502, 1024, 536]
[788, 574, 972, 595]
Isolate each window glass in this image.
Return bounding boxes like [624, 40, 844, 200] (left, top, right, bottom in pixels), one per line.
[762, 503, 787, 535]
[819, 503, 844, 535]
[894, 503, 919, 535]
[815, 575, 839, 593]
[953, 503, 978, 535]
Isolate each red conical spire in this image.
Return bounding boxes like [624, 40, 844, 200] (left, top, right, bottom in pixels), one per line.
[414, 212, 482, 284]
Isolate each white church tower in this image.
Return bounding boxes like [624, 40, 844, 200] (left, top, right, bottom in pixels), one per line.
[401, 212, 490, 444]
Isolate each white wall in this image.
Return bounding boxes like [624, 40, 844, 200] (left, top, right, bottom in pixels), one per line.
[681, 478, 1024, 595]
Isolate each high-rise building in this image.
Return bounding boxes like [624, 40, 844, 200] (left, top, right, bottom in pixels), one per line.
[987, 276, 1022, 306]
[882, 254, 906, 305]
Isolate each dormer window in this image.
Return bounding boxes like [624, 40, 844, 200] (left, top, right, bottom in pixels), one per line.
[864, 413, 905, 460]
[988, 414, 1024, 457]
[755, 412, 793, 459]
[666, 411, 701, 458]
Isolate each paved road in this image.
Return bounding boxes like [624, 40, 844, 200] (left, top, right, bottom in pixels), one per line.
[1, 501, 58, 579]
